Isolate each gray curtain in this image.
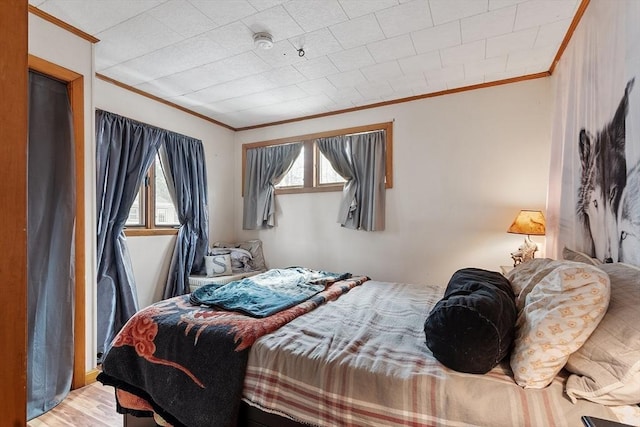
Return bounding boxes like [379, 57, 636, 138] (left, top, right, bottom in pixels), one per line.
[159, 135, 209, 298]
[95, 110, 164, 358]
[243, 142, 302, 229]
[27, 71, 75, 419]
[317, 131, 386, 231]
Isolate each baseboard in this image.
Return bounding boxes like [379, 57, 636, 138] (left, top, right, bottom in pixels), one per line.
[85, 368, 100, 384]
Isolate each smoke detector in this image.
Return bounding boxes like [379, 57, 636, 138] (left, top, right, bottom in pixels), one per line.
[253, 32, 274, 50]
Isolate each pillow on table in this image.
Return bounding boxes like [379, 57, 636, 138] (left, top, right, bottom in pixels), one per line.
[424, 268, 517, 374]
[564, 262, 640, 405]
[212, 239, 267, 272]
[507, 259, 610, 389]
[562, 246, 602, 266]
[204, 254, 232, 277]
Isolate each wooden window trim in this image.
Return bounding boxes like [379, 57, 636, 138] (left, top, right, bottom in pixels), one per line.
[241, 121, 393, 196]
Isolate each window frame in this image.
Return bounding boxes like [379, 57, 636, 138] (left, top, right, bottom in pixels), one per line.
[124, 157, 179, 237]
[241, 121, 393, 196]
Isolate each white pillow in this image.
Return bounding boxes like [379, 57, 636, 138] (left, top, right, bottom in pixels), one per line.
[204, 254, 232, 277]
[565, 263, 640, 405]
[508, 259, 610, 389]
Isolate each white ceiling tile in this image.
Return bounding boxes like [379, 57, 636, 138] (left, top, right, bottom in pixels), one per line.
[375, 0, 433, 38]
[261, 65, 308, 86]
[446, 75, 485, 90]
[28, 0, 46, 5]
[148, 67, 226, 93]
[534, 18, 572, 48]
[242, 5, 305, 41]
[484, 67, 527, 82]
[289, 28, 343, 59]
[204, 21, 255, 57]
[147, 0, 216, 38]
[360, 61, 404, 82]
[294, 56, 340, 80]
[356, 81, 393, 101]
[329, 13, 385, 50]
[506, 45, 556, 71]
[212, 93, 281, 112]
[327, 70, 368, 88]
[135, 79, 190, 98]
[398, 51, 441, 74]
[461, 5, 516, 43]
[104, 35, 230, 83]
[35, 0, 579, 127]
[464, 55, 507, 77]
[254, 39, 308, 67]
[326, 86, 363, 103]
[190, 0, 257, 26]
[486, 27, 537, 58]
[247, 0, 287, 11]
[424, 64, 465, 85]
[441, 40, 485, 67]
[338, 0, 399, 19]
[94, 13, 184, 69]
[37, 0, 164, 33]
[284, 0, 348, 32]
[297, 78, 339, 96]
[262, 85, 309, 101]
[388, 73, 429, 93]
[514, 0, 579, 31]
[189, 74, 278, 104]
[328, 46, 375, 72]
[367, 34, 416, 63]
[489, 0, 527, 10]
[195, 52, 272, 85]
[99, 64, 149, 87]
[297, 93, 335, 110]
[429, 0, 488, 25]
[411, 21, 461, 54]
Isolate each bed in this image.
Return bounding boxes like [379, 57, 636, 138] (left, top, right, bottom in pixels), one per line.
[98, 259, 640, 427]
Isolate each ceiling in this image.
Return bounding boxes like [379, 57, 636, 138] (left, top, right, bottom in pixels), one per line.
[30, 0, 582, 130]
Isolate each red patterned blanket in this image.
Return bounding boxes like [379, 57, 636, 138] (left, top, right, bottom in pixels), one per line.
[97, 275, 368, 427]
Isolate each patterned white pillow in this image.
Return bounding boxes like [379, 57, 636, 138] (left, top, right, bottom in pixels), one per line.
[509, 260, 610, 389]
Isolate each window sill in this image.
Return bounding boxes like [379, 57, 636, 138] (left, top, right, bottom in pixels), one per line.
[124, 228, 179, 237]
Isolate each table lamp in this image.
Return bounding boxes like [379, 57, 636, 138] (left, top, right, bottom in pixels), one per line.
[507, 210, 546, 266]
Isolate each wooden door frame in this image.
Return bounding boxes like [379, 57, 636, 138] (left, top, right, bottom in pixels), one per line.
[28, 55, 86, 390]
[0, 2, 28, 424]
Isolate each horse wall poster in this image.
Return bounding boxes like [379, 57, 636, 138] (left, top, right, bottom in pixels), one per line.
[548, 0, 640, 267]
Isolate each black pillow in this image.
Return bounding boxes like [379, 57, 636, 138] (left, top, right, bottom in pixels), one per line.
[424, 268, 517, 374]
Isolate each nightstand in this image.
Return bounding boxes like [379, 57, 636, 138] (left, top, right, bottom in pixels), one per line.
[500, 265, 514, 276]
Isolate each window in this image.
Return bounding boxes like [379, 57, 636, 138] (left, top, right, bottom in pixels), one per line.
[245, 121, 393, 195]
[125, 154, 179, 236]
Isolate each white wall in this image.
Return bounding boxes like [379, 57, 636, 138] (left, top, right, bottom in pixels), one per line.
[28, 13, 96, 375]
[95, 79, 236, 308]
[235, 78, 552, 286]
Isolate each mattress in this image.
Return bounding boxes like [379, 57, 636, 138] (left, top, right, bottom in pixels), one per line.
[242, 280, 640, 427]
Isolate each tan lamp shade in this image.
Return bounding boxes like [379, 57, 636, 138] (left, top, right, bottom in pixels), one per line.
[507, 210, 546, 235]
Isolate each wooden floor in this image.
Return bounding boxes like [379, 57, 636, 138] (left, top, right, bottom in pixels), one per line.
[28, 381, 122, 427]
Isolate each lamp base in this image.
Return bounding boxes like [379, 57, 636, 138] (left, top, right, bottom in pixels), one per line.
[511, 235, 538, 267]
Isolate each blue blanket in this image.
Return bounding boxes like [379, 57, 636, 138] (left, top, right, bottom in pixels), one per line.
[189, 267, 351, 317]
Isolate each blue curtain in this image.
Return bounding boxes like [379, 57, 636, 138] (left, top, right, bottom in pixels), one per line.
[95, 110, 164, 358]
[159, 135, 209, 298]
[243, 143, 302, 229]
[27, 71, 75, 419]
[317, 131, 386, 231]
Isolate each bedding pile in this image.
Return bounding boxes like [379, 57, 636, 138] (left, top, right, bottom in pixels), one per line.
[190, 267, 351, 317]
[98, 270, 367, 427]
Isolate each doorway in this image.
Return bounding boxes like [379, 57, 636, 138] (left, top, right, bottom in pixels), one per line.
[27, 55, 86, 410]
